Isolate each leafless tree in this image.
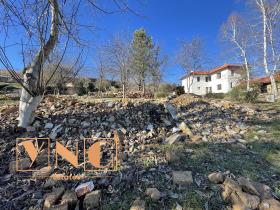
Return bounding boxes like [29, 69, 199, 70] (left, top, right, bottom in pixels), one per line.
[0, 0, 140, 128]
[175, 35, 209, 94]
[220, 13, 254, 91]
[150, 45, 168, 95]
[250, 0, 280, 96]
[107, 30, 131, 98]
[92, 44, 112, 93]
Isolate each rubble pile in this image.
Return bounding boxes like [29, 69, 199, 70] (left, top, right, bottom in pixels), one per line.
[0, 94, 277, 209]
[208, 172, 280, 210]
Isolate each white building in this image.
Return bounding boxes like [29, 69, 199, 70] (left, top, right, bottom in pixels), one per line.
[179, 64, 244, 95]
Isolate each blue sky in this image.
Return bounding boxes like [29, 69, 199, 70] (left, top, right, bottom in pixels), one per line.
[94, 0, 247, 84]
[0, 0, 247, 84]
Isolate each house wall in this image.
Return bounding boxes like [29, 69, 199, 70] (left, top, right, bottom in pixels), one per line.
[181, 67, 242, 95]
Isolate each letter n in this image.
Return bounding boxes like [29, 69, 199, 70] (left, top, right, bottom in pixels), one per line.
[56, 141, 78, 168]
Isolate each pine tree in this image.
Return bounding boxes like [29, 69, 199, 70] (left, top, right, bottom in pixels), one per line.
[130, 27, 154, 94]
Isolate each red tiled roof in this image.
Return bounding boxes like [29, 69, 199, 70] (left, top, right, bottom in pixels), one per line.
[179, 71, 208, 80]
[179, 64, 243, 80]
[235, 74, 280, 87]
[209, 64, 243, 74]
[251, 75, 280, 84]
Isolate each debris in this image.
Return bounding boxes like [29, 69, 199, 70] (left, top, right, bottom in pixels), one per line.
[75, 181, 94, 197]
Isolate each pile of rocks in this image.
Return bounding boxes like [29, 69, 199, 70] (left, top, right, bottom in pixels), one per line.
[208, 172, 280, 210]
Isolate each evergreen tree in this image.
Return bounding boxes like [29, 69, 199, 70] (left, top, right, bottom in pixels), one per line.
[130, 27, 154, 94]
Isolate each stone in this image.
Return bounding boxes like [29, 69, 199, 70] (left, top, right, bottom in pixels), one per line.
[229, 191, 251, 210]
[266, 95, 275, 103]
[164, 102, 178, 120]
[107, 101, 115, 108]
[9, 158, 31, 173]
[237, 177, 260, 196]
[259, 198, 280, 210]
[208, 172, 224, 184]
[166, 151, 180, 163]
[114, 130, 125, 145]
[33, 166, 54, 177]
[130, 199, 146, 210]
[172, 171, 193, 186]
[147, 124, 153, 131]
[222, 185, 233, 201]
[27, 126, 36, 132]
[223, 176, 242, 192]
[48, 203, 68, 210]
[145, 188, 161, 200]
[163, 134, 181, 144]
[236, 191, 260, 209]
[45, 123, 54, 129]
[61, 190, 78, 208]
[108, 116, 115, 122]
[179, 122, 193, 136]
[43, 175, 60, 189]
[83, 190, 101, 209]
[81, 121, 91, 128]
[75, 181, 94, 197]
[118, 153, 128, 161]
[44, 187, 65, 208]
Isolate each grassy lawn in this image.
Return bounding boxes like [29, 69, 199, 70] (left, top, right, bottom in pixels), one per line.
[104, 119, 280, 209]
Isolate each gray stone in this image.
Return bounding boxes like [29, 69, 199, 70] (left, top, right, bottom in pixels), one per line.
[172, 171, 193, 186]
[83, 190, 101, 209]
[45, 123, 54, 129]
[164, 102, 178, 120]
[9, 158, 31, 173]
[163, 134, 181, 144]
[266, 95, 276, 102]
[107, 101, 115, 108]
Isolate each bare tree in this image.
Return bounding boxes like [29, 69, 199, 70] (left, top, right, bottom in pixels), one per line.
[92, 44, 111, 93]
[0, 0, 139, 128]
[220, 13, 254, 91]
[176, 35, 209, 94]
[150, 45, 168, 95]
[250, 0, 280, 96]
[107, 31, 131, 98]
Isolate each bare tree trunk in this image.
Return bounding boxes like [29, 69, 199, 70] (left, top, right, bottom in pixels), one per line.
[18, 0, 59, 128]
[270, 74, 278, 95]
[244, 56, 250, 91]
[122, 83, 126, 99]
[142, 79, 145, 94]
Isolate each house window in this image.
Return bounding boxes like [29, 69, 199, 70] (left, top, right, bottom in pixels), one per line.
[230, 82, 233, 88]
[197, 77, 200, 82]
[209, 76, 211, 81]
[231, 70, 234, 76]
[217, 84, 222, 90]
[217, 72, 221, 79]
[206, 77, 208, 82]
[197, 87, 200, 90]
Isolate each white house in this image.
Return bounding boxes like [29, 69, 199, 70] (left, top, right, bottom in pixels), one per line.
[179, 64, 244, 95]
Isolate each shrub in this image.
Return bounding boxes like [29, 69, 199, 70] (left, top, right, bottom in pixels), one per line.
[155, 92, 169, 98]
[174, 86, 185, 96]
[228, 87, 244, 101]
[244, 89, 259, 103]
[87, 82, 95, 92]
[205, 92, 225, 99]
